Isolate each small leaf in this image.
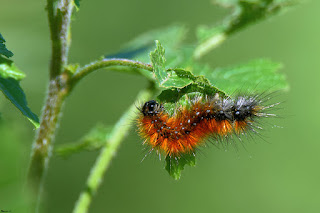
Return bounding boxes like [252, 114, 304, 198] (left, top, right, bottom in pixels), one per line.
[0, 34, 5, 42]
[103, 25, 190, 82]
[0, 76, 39, 128]
[165, 152, 196, 180]
[150, 41, 225, 93]
[149, 41, 226, 103]
[160, 69, 194, 88]
[0, 56, 39, 128]
[56, 124, 112, 158]
[65, 63, 80, 74]
[0, 33, 14, 58]
[150, 40, 168, 87]
[158, 83, 224, 104]
[74, 0, 81, 8]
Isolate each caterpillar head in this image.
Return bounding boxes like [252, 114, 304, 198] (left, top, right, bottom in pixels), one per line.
[141, 100, 162, 116]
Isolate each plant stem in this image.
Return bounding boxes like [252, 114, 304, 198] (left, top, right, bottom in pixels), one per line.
[27, 75, 70, 207]
[193, 32, 227, 59]
[73, 89, 153, 213]
[28, 1, 154, 211]
[27, 0, 74, 210]
[48, 0, 74, 79]
[71, 58, 153, 86]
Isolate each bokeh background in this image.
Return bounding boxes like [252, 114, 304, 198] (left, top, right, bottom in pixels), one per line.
[1, 0, 320, 212]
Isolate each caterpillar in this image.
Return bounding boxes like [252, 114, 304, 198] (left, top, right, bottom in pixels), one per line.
[137, 93, 277, 159]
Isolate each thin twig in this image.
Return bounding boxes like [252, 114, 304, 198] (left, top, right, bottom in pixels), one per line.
[72, 89, 153, 213]
[71, 58, 153, 87]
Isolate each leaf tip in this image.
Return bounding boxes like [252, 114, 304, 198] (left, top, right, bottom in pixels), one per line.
[165, 152, 196, 180]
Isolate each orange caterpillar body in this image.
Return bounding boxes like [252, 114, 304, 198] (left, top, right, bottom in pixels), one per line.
[137, 94, 270, 157]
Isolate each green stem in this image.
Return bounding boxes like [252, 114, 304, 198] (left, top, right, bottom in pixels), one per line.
[28, 75, 70, 208]
[71, 58, 153, 86]
[72, 89, 153, 213]
[27, 0, 74, 210]
[28, 2, 153, 211]
[193, 32, 227, 59]
[49, 0, 74, 78]
[28, 36, 153, 211]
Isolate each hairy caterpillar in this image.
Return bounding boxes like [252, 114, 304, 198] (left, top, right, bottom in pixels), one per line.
[137, 93, 278, 159]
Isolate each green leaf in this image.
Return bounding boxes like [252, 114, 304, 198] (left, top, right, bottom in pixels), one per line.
[56, 124, 112, 158]
[157, 73, 226, 104]
[161, 69, 194, 88]
[103, 25, 189, 81]
[65, 63, 80, 74]
[0, 77, 39, 128]
[150, 40, 168, 87]
[108, 2, 291, 180]
[74, 0, 81, 8]
[194, 0, 295, 58]
[148, 41, 226, 103]
[149, 42, 287, 108]
[158, 58, 287, 179]
[165, 152, 196, 180]
[158, 83, 222, 104]
[150, 41, 224, 90]
[196, 58, 289, 95]
[0, 33, 14, 58]
[0, 56, 39, 128]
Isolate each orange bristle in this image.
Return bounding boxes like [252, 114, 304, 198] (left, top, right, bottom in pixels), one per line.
[137, 93, 274, 158]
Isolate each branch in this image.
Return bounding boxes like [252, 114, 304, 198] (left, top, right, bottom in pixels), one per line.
[48, 0, 74, 78]
[27, 0, 74, 211]
[71, 58, 153, 87]
[72, 89, 153, 213]
[29, 2, 154, 212]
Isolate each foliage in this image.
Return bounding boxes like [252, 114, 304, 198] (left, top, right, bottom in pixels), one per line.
[54, 0, 291, 181]
[195, 0, 295, 58]
[0, 34, 39, 128]
[165, 152, 196, 180]
[74, 0, 81, 8]
[0, 33, 13, 58]
[114, 0, 291, 179]
[2, 0, 294, 211]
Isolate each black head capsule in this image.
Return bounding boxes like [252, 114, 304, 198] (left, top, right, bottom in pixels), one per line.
[141, 100, 161, 116]
[233, 96, 258, 121]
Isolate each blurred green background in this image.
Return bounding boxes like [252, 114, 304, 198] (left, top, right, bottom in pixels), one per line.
[1, 0, 320, 212]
